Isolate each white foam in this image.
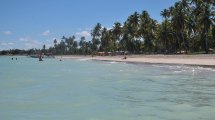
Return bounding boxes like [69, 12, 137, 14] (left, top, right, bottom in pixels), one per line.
[77, 58, 91, 61]
[174, 71, 183, 73]
[108, 61, 118, 64]
[152, 65, 169, 68]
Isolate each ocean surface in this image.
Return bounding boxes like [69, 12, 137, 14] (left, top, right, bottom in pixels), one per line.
[0, 56, 215, 120]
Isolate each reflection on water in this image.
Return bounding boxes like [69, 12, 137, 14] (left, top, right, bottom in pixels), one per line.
[0, 56, 215, 120]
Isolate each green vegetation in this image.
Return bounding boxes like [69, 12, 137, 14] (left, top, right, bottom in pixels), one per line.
[51, 0, 214, 55]
[1, 0, 214, 55]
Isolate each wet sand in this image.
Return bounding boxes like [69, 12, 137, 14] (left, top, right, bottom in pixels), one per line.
[56, 54, 215, 67]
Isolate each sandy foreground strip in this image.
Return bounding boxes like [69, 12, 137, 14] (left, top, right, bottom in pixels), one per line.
[56, 55, 215, 67]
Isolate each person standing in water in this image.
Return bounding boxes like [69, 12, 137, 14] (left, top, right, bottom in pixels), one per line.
[39, 53, 43, 61]
[59, 56, 62, 61]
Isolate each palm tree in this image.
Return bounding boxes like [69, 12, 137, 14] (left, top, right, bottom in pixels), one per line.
[127, 12, 139, 38]
[72, 41, 78, 54]
[68, 36, 75, 54]
[64, 37, 69, 54]
[126, 12, 140, 53]
[53, 39, 58, 54]
[112, 22, 122, 51]
[170, 1, 190, 53]
[100, 27, 111, 52]
[161, 9, 170, 20]
[198, 2, 214, 53]
[91, 23, 102, 52]
[79, 36, 86, 55]
[160, 9, 170, 53]
[54, 39, 57, 47]
[59, 40, 66, 55]
[187, 12, 197, 52]
[79, 37, 85, 47]
[120, 22, 132, 52]
[139, 10, 156, 53]
[42, 44, 46, 53]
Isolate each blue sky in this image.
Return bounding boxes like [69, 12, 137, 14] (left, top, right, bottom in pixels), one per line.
[0, 0, 178, 50]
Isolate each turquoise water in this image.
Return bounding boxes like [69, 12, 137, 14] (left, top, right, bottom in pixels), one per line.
[0, 56, 215, 120]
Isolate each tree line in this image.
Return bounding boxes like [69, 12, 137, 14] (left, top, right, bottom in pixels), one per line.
[1, 0, 214, 55]
[51, 0, 214, 55]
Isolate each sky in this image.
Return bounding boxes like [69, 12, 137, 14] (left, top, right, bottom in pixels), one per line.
[0, 0, 179, 50]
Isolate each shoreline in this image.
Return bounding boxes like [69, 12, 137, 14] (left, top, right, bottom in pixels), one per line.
[55, 54, 215, 68]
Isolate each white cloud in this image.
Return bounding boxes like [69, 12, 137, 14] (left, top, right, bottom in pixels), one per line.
[19, 37, 43, 49]
[107, 27, 112, 30]
[0, 42, 14, 46]
[1, 36, 52, 50]
[4, 31, 12, 35]
[19, 37, 29, 42]
[24, 43, 40, 49]
[42, 30, 50, 36]
[0, 42, 7, 46]
[0, 40, 15, 50]
[45, 44, 52, 48]
[8, 42, 14, 45]
[19, 37, 41, 44]
[75, 31, 91, 37]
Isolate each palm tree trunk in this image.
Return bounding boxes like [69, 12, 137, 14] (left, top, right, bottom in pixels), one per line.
[180, 31, 187, 53]
[176, 32, 181, 53]
[205, 31, 209, 54]
[192, 38, 194, 53]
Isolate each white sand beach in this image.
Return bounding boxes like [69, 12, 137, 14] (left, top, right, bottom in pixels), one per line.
[56, 54, 215, 67]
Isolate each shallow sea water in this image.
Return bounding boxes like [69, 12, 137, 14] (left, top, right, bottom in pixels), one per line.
[0, 56, 215, 120]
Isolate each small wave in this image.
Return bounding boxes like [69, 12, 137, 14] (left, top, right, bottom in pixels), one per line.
[107, 61, 118, 64]
[152, 65, 169, 68]
[196, 67, 215, 72]
[173, 70, 183, 73]
[152, 65, 181, 70]
[153, 64, 215, 73]
[173, 66, 215, 73]
[77, 58, 91, 61]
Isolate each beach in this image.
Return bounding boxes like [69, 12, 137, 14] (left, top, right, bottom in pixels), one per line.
[56, 54, 215, 67]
